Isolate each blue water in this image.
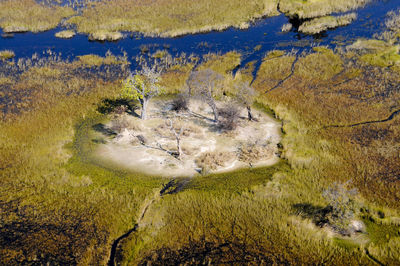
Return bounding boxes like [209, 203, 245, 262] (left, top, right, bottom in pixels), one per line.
[0, 0, 399, 67]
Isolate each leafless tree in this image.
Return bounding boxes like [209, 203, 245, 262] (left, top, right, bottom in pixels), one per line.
[235, 82, 257, 121]
[187, 69, 224, 122]
[322, 181, 358, 235]
[166, 119, 184, 160]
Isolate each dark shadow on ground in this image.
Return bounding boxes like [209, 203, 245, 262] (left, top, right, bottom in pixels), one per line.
[97, 98, 139, 117]
[292, 203, 331, 227]
[92, 123, 117, 137]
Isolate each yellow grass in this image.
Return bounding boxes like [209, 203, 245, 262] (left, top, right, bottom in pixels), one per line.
[66, 0, 279, 38]
[279, 0, 369, 19]
[299, 13, 357, 34]
[0, 0, 74, 33]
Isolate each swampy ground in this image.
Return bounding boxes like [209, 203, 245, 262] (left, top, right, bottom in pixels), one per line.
[1, 0, 400, 265]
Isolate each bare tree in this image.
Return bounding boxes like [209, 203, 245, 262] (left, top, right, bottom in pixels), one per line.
[187, 69, 224, 122]
[122, 63, 164, 120]
[322, 181, 358, 235]
[235, 82, 257, 121]
[166, 119, 184, 160]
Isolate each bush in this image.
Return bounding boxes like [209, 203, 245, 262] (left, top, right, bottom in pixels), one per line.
[171, 93, 189, 112]
[322, 182, 358, 235]
[217, 104, 240, 131]
[237, 141, 273, 163]
[195, 151, 236, 173]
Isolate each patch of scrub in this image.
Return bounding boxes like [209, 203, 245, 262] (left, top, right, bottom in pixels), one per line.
[92, 99, 280, 177]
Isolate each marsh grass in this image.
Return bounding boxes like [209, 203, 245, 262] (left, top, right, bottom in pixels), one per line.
[55, 30, 76, 39]
[0, 56, 163, 264]
[0, 50, 15, 61]
[66, 0, 279, 38]
[279, 0, 369, 19]
[299, 13, 357, 35]
[1, 49, 400, 265]
[0, 0, 74, 33]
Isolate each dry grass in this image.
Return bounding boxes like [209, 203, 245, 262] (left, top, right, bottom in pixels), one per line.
[0, 0, 74, 33]
[66, 0, 279, 38]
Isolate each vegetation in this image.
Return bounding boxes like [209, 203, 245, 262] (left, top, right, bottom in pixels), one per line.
[0, 54, 163, 264]
[299, 13, 357, 35]
[0, 50, 15, 61]
[279, 0, 369, 19]
[55, 30, 76, 39]
[0, 0, 74, 33]
[1, 20, 400, 264]
[66, 0, 279, 38]
[122, 64, 164, 120]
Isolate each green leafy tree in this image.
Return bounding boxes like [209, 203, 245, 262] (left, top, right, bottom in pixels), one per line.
[122, 65, 164, 120]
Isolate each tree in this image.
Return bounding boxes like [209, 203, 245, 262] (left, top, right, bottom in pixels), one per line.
[235, 82, 257, 121]
[187, 69, 224, 122]
[322, 181, 358, 235]
[122, 65, 163, 120]
[166, 119, 184, 160]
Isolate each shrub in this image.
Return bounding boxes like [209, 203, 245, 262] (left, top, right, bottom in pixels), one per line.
[217, 104, 240, 131]
[195, 151, 236, 173]
[322, 182, 358, 235]
[171, 93, 189, 112]
[237, 141, 273, 163]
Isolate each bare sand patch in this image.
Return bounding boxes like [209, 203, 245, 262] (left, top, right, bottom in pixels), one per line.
[93, 99, 281, 177]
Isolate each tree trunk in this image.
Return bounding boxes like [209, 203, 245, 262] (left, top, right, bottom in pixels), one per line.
[141, 99, 148, 120]
[176, 137, 182, 160]
[209, 101, 218, 122]
[247, 106, 253, 121]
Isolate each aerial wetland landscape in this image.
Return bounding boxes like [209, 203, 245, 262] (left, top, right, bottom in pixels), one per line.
[1, 0, 400, 265]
